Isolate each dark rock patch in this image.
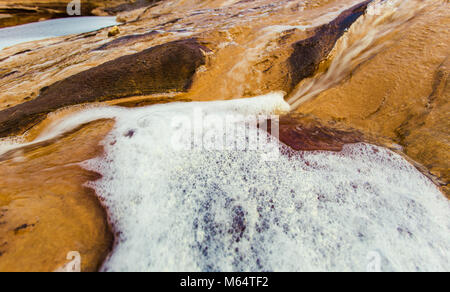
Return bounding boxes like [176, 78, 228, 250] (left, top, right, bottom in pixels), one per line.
[14, 223, 35, 234]
[114, 96, 191, 108]
[288, 0, 372, 87]
[0, 39, 208, 137]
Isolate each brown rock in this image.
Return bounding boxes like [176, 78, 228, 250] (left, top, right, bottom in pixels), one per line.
[0, 39, 208, 137]
[296, 3, 450, 198]
[0, 119, 114, 272]
[0, 1, 157, 28]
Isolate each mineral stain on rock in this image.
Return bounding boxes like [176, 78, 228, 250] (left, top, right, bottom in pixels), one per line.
[0, 39, 208, 137]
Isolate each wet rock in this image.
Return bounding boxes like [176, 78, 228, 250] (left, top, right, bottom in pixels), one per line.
[288, 0, 372, 86]
[0, 70, 18, 80]
[0, 39, 208, 137]
[0, 5, 66, 28]
[108, 26, 120, 37]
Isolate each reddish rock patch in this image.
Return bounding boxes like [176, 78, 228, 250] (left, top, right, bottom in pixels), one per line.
[288, 0, 372, 86]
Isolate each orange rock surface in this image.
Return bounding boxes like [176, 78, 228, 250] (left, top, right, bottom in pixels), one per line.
[0, 120, 114, 272]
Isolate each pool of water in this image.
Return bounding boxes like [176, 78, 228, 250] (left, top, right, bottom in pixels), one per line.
[0, 16, 118, 50]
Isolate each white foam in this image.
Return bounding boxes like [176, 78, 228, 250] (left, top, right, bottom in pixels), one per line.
[62, 93, 449, 272]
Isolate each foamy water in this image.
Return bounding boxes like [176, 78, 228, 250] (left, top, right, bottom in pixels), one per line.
[46, 93, 449, 272]
[0, 17, 118, 50]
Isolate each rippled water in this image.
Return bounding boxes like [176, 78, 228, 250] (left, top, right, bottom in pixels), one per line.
[36, 93, 447, 272]
[0, 16, 118, 50]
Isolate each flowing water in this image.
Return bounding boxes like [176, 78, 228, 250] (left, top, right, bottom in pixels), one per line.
[287, 0, 438, 109]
